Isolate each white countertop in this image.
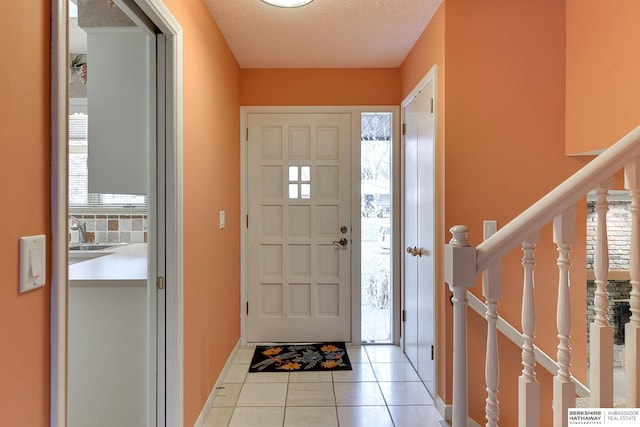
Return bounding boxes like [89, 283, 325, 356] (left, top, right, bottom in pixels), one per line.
[69, 243, 147, 283]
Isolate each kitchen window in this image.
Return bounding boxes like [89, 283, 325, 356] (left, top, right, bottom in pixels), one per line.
[69, 106, 147, 213]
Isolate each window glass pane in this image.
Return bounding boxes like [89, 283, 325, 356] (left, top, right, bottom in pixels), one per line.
[300, 166, 311, 181]
[289, 184, 299, 199]
[289, 166, 299, 181]
[69, 151, 88, 205]
[361, 111, 393, 344]
[102, 194, 146, 205]
[300, 184, 311, 199]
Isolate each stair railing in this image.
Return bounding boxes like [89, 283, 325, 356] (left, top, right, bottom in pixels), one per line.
[444, 125, 640, 427]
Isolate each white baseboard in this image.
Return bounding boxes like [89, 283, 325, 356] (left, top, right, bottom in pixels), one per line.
[436, 395, 450, 421]
[436, 396, 481, 427]
[192, 339, 241, 427]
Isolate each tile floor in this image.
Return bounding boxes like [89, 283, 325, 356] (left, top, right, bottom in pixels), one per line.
[202, 345, 446, 427]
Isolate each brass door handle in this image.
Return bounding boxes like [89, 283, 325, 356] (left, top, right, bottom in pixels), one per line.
[406, 246, 423, 257]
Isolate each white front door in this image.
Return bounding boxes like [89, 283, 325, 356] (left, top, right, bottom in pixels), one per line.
[403, 72, 436, 396]
[246, 113, 352, 343]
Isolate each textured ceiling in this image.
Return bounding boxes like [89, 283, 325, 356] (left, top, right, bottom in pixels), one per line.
[204, 0, 442, 68]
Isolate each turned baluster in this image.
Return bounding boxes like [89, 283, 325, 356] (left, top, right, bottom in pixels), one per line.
[590, 181, 614, 407]
[519, 234, 539, 427]
[553, 207, 576, 427]
[483, 261, 501, 427]
[624, 159, 640, 406]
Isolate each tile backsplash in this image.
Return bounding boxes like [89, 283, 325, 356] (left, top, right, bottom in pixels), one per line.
[70, 214, 147, 244]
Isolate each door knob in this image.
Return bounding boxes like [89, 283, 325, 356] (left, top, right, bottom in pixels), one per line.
[333, 238, 348, 247]
[406, 246, 423, 257]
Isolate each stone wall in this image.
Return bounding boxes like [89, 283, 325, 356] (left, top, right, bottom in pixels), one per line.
[586, 280, 631, 344]
[586, 200, 631, 345]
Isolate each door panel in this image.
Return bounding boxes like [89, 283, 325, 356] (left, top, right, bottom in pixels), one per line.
[247, 113, 351, 342]
[403, 109, 419, 366]
[403, 78, 436, 396]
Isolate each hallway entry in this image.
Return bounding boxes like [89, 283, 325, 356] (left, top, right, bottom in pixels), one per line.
[246, 113, 352, 342]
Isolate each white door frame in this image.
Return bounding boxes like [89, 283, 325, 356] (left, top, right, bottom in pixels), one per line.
[400, 65, 438, 391]
[240, 106, 400, 346]
[51, 1, 183, 426]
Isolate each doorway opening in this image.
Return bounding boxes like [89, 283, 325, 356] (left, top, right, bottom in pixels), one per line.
[53, 0, 183, 425]
[360, 112, 393, 343]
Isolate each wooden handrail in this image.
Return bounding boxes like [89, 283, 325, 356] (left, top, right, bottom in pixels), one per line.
[476, 125, 640, 273]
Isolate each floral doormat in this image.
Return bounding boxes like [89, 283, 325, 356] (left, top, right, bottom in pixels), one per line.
[249, 342, 352, 372]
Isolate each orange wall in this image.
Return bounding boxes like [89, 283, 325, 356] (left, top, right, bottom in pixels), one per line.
[241, 68, 400, 106]
[400, 2, 449, 401]
[162, 1, 241, 425]
[445, 1, 585, 425]
[566, 0, 640, 154]
[403, 1, 588, 424]
[0, 1, 51, 425]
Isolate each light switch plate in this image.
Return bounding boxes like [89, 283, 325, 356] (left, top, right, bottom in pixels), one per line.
[219, 211, 225, 229]
[19, 235, 46, 293]
[483, 220, 498, 240]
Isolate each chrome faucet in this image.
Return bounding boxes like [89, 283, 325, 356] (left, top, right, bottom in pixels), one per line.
[70, 216, 87, 243]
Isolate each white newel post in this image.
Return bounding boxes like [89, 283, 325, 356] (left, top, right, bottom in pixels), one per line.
[519, 234, 540, 427]
[590, 181, 614, 407]
[444, 225, 477, 427]
[483, 261, 502, 427]
[553, 208, 576, 427]
[624, 159, 640, 407]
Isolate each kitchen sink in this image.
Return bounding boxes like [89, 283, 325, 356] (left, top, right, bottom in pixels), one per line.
[69, 243, 119, 251]
[68, 243, 129, 265]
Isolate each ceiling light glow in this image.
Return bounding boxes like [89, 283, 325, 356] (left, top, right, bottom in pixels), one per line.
[260, 0, 313, 8]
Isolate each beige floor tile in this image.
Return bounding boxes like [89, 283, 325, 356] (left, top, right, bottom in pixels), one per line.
[334, 382, 386, 406]
[228, 406, 285, 427]
[288, 371, 333, 383]
[233, 347, 256, 364]
[378, 381, 433, 406]
[206, 345, 446, 426]
[337, 406, 394, 427]
[371, 362, 420, 382]
[284, 407, 338, 427]
[332, 363, 377, 382]
[286, 382, 336, 407]
[202, 407, 233, 427]
[388, 405, 444, 427]
[224, 364, 249, 383]
[365, 345, 409, 363]
[245, 371, 290, 383]
[345, 346, 369, 363]
[211, 383, 242, 408]
[236, 383, 288, 407]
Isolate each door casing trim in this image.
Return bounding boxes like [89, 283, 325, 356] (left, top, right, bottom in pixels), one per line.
[400, 65, 438, 395]
[240, 105, 400, 346]
[51, 1, 184, 425]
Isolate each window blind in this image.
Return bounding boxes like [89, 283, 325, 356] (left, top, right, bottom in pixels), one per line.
[68, 112, 148, 213]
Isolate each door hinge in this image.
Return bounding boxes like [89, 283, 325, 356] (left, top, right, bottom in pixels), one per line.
[402, 123, 406, 136]
[246, 302, 249, 315]
[246, 215, 249, 228]
[246, 128, 249, 141]
[157, 276, 165, 290]
[431, 344, 435, 360]
[402, 310, 406, 322]
[430, 98, 434, 114]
